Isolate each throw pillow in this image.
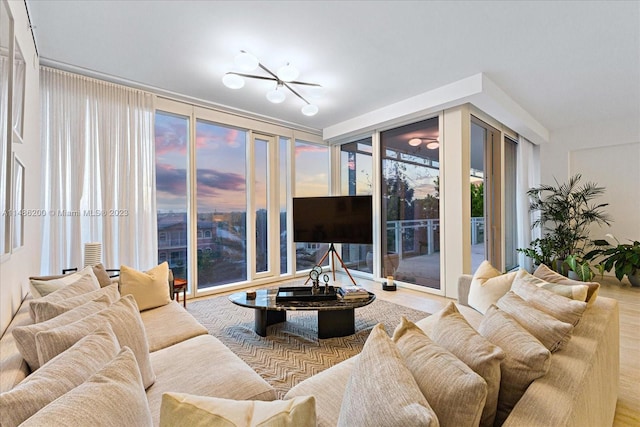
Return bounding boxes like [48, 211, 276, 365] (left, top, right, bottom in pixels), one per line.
[430, 302, 505, 427]
[468, 260, 517, 314]
[28, 270, 101, 321]
[159, 393, 316, 427]
[13, 295, 113, 371]
[0, 325, 120, 427]
[119, 262, 171, 311]
[92, 263, 113, 287]
[496, 291, 574, 352]
[337, 323, 438, 427]
[31, 283, 120, 323]
[479, 305, 551, 426]
[392, 316, 487, 427]
[19, 347, 153, 427]
[511, 269, 587, 326]
[533, 263, 600, 305]
[34, 295, 156, 389]
[29, 265, 100, 299]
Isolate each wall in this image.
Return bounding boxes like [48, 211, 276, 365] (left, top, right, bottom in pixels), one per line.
[0, 0, 41, 336]
[539, 116, 640, 277]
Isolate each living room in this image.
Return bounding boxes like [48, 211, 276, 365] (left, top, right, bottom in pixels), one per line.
[1, 1, 639, 426]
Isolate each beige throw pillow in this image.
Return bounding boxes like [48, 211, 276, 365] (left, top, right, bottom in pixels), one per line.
[511, 270, 587, 326]
[479, 305, 551, 426]
[120, 262, 171, 311]
[468, 261, 517, 314]
[533, 263, 600, 305]
[430, 302, 505, 427]
[28, 270, 101, 321]
[13, 296, 113, 371]
[496, 291, 574, 352]
[0, 325, 120, 427]
[29, 266, 100, 299]
[31, 283, 120, 323]
[19, 347, 153, 427]
[393, 316, 487, 427]
[34, 295, 156, 389]
[337, 323, 438, 427]
[160, 393, 316, 427]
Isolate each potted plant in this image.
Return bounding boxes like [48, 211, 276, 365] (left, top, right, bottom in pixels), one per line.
[518, 174, 611, 272]
[564, 254, 595, 282]
[584, 235, 640, 287]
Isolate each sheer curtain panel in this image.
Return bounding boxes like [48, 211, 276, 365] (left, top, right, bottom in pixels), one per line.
[40, 67, 157, 274]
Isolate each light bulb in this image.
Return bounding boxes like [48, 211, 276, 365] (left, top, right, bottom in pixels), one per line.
[277, 63, 299, 82]
[408, 138, 422, 146]
[266, 87, 286, 104]
[234, 51, 258, 71]
[426, 141, 440, 149]
[301, 104, 319, 116]
[222, 73, 245, 89]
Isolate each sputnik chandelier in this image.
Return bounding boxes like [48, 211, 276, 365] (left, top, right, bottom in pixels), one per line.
[222, 51, 323, 117]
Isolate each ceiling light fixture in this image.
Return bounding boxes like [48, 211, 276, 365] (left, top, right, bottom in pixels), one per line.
[222, 50, 322, 117]
[408, 137, 440, 149]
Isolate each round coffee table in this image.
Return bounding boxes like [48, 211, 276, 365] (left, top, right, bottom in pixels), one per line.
[229, 287, 375, 339]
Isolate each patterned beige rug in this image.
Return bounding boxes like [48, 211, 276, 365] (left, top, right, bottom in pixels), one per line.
[188, 294, 430, 398]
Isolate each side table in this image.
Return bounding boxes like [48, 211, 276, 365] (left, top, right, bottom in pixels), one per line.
[173, 278, 188, 308]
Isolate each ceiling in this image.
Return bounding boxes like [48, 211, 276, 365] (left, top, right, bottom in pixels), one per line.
[27, 1, 640, 136]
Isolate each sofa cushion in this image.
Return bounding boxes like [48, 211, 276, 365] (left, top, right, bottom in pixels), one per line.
[496, 291, 574, 352]
[511, 270, 587, 326]
[533, 263, 599, 305]
[120, 262, 171, 311]
[0, 325, 120, 427]
[28, 269, 101, 320]
[31, 283, 120, 323]
[34, 295, 155, 389]
[28, 266, 100, 299]
[160, 393, 316, 427]
[13, 296, 113, 371]
[337, 323, 438, 427]
[19, 347, 153, 427]
[479, 305, 551, 426]
[284, 356, 357, 427]
[147, 334, 276, 426]
[92, 263, 113, 287]
[429, 302, 505, 427]
[468, 260, 517, 314]
[392, 317, 487, 427]
[140, 301, 207, 352]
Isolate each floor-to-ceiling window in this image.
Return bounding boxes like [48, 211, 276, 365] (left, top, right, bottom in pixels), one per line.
[504, 136, 518, 271]
[340, 137, 373, 273]
[380, 117, 441, 289]
[294, 139, 330, 271]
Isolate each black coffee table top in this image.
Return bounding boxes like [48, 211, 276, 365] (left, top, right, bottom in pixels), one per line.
[229, 287, 375, 311]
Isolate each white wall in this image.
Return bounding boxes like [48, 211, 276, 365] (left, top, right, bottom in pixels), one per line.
[539, 116, 640, 270]
[0, 1, 41, 336]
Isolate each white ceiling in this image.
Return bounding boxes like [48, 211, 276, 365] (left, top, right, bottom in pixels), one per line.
[27, 1, 640, 135]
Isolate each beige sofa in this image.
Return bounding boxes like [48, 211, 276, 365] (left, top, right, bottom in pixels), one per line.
[0, 295, 276, 426]
[286, 275, 620, 427]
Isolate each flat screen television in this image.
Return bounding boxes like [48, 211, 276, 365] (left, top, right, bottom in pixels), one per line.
[293, 195, 373, 244]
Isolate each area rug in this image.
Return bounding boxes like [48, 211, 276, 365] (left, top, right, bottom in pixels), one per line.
[188, 295, 430, 398]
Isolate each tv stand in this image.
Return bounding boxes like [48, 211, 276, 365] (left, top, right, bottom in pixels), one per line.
[305, 243, 358, 287]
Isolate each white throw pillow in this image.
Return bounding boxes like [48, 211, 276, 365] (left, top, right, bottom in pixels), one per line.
[31, 284, 120, 323]
[0, 325, 120, 427]
[468, 261, 517, 314]
[19, 347, 153, 427]
[29, 266, 100, 298]
[119, 262, 171, 311]
[160, 393, 316, 427]
[337, 323, 439, 427]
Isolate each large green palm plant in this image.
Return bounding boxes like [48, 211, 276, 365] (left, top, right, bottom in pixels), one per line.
[519, 174, 611, 270]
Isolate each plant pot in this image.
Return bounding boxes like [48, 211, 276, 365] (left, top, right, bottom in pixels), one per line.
[628, 271, 640, 287]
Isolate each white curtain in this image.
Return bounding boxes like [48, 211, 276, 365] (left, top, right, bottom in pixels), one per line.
[40, 67, 157, 274]
[516, 136, 540, 271]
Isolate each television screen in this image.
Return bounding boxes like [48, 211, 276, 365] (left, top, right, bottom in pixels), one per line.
[293, 195, 373, 244]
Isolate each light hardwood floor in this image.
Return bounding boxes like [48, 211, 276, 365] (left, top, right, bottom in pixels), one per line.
[194, 274, 640, 426]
